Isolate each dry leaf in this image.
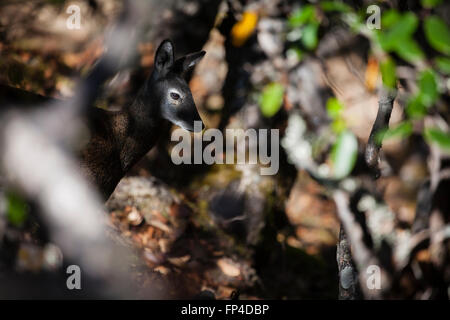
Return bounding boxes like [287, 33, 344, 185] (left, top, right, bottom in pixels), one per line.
[365, 56, 379, 92]
[231, 11, 258, 47]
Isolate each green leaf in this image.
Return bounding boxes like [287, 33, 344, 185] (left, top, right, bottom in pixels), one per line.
[320, 1, 351, 12]
[287, 47, 304, 62]
[259, 83, 284, 117]
[394, 38, 424, 63]
[381, 10, 401, 29]
[377, 12, 424, 64]
[435, 56, 450, 74]
[375, 121, 413, 144]
[421, 0, 443, 9]
[326, 97, 344, 119]
[6, 191, 28, 228]
[302, 22, 319, 50]
[424, 16, 450, 55]
[418, 69, 439, 107]
[378, 13, 418, 51]
[380, 58, 396, 88]
[331, 130, 358, 179]
[406, 95, 427, 118]
[332, 118, 347, 134]
[424, 128, 450, 150]
[289, 5, 315, 28]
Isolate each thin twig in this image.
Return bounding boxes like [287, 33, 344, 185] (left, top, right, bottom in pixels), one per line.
[365, 86, 397, 179]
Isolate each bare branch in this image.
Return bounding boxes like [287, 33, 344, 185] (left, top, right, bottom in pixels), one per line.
[365, 86, 397, 179]
[336, 225, 359, 299]
[333, 190, 391, 299]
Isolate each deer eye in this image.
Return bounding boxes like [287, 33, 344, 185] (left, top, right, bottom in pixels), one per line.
[170, 92, 180, 100]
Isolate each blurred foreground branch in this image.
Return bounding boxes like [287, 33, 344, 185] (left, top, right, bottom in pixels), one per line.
[0, 0, 149, 298]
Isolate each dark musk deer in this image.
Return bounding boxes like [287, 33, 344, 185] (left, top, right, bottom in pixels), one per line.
[80, 40, 205, 199]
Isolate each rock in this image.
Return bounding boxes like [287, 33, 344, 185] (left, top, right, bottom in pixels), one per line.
[205, 256, 257, 288]
[43, 243, 63, 271]
[257, 18, 284, 58]
[127, 206, 144, 226]
[217, 258, 241, 277]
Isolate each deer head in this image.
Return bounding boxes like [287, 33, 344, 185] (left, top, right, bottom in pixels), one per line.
[146, 39, 205, 132]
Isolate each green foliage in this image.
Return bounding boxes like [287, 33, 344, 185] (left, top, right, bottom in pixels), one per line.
[331, 118, 346, 134]
[324, 98, 356, 176]
[421, 0, 443, 8]
[406, 95, 427, 118]
[379, 12, 418, 49]
[405, 70, 438, 119]
[424, 16, 450, 55]
[424, 128, 450, 150]
[326, 97, 346, 133]
[381, 10, 401, 29]
[331, 130, 358, 179]
[285, 4, 449, 159]
[380, 58, 396, 88]
[435, 56, 450, 75]
[377, 12, 424, 63]
[288, 5, 319, 51]
[375, 121, 413, 144]
[326, 97, 343, 119]
[288, 5, 316, 28]
[397, 39, 425, 62]
[302, 22, 319, 50]
[6, 191, 28, 228]
[259, 83, 284, 117]
[418, 69, 439, 107]
[287, 47, 304, 62]
[320, 1, 351, 13]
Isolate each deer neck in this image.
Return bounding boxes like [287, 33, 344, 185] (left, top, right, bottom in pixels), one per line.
[114, 84, 164, 172]
[81, 80, 167, 199]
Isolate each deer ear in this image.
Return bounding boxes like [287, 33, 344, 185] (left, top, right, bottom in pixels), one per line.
[173, 51, 205, 78]
[154, 39, 174, 76]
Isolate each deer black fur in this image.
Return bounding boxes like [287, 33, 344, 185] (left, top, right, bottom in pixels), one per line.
[80, 39, 205, 199]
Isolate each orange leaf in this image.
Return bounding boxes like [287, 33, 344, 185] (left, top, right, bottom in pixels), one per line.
[365, 56, 379, 92]
[230, 11, 258, 47]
